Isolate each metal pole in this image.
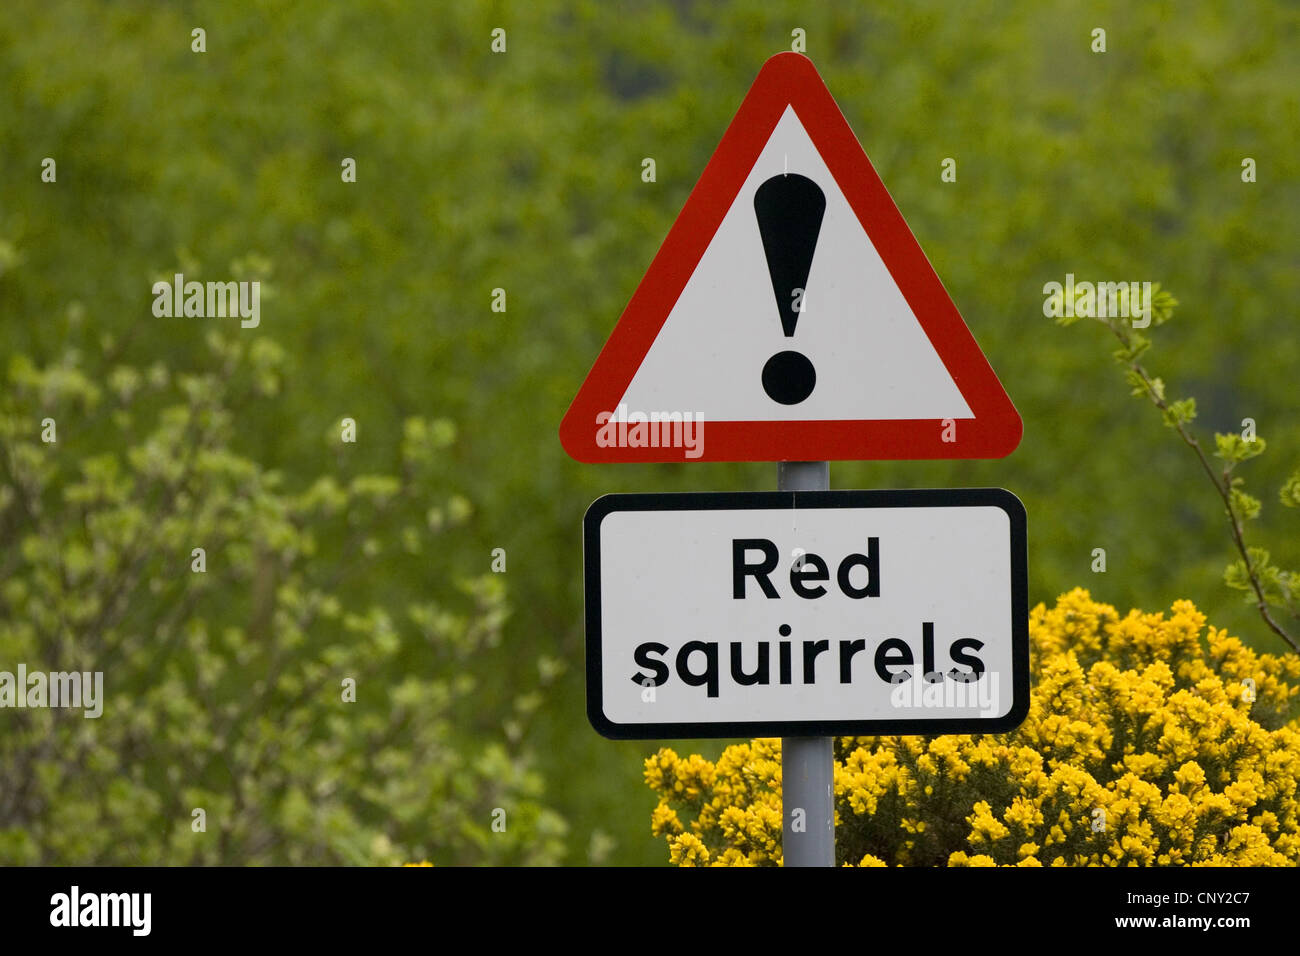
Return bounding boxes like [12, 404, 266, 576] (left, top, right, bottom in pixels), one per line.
[778, 460, 834, 867]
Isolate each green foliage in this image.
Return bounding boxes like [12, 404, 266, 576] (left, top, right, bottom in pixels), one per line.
[1280, 471, 1300, 509]
[0, 317, 565, 864]
[1161, 397, 1197, 430]
[1228, 485, 1261, 522]
[1224, 547, 1294, 612]
[1216, 433, 1266, 464]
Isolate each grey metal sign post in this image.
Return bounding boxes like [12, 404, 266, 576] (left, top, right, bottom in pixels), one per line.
[777, 460, 834, 867]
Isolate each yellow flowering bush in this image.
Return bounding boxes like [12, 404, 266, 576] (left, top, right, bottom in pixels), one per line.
[646, 589, 1300, 866]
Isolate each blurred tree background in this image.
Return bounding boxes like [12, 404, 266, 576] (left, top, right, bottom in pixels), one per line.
[0, 0, 1296, 865]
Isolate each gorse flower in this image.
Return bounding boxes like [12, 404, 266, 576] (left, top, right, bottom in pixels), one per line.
[646, 589, 1300, 866]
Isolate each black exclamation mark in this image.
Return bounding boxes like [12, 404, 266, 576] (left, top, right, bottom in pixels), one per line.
[754, 173, 825, 405]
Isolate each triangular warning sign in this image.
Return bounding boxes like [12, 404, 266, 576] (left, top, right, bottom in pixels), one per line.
[559, 52, 1022, 463]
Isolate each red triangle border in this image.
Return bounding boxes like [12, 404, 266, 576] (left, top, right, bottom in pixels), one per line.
[559, 52, 1022, 463]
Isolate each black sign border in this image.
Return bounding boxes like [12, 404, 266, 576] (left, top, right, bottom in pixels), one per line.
[584, 488, 1030, 740]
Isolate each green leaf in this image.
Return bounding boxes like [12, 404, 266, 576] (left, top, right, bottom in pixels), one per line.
[1160, 397, 1196, 428]
[1279, 470, 1300, 508]
[1224, 559, 1253, 592]
[1112, 332, 1151, 363]
[1225, 547, 1289, 606]
[1148, 285, 1179, 326]
[1230, 487, 1261, 521]
[1214, 432, 1266, 463]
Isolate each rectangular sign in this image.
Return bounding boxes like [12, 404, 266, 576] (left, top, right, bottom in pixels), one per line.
[584, 489, 1028, 739]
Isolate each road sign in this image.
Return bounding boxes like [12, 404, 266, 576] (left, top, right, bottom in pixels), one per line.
[584, 488, 1028, 738]
[559, 52, 1022, 463]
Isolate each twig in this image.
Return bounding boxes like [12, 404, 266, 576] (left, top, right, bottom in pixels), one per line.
[1105, 321, 1299, 652]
